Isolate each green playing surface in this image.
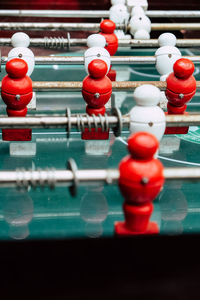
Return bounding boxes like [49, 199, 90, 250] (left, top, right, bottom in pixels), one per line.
[0, 47, 200, 240]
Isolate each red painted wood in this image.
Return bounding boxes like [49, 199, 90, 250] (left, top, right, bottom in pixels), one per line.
[81, 128, 109, 140]
[116, 132, 164, 236]
[2, 129, 32, 141]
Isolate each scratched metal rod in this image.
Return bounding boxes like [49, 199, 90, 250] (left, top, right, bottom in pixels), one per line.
[0, 115, 124, 128]
[0, 10, 200, 18]
[0, 114, 199, 128]
[0, 80, 200, 91]
[0, 167, 199, 188]
[0, 38, 200, 48]
[2, 55, 200, 65]
[0, 22, 200, 31]
[19, 81, 200, 91]
[1, 81, 200, 91]
[0, 81, 166, 91]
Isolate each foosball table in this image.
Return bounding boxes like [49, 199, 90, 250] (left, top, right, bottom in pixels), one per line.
[0, 0, 200, 298]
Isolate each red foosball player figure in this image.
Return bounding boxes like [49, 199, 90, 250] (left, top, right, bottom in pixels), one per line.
[100, 19, 118, 81]
[1, 58, 33, 141]
[115, 132, 165, 236]
[165, 58, 196, 135]
[82, 59, 112, 140]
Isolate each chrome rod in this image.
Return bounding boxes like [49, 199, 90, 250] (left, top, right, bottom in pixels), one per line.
[0, 10, 109, 18]
[0, 169, 119, 188]
[1, 81, 200, 91]
[0, 81, 168, 91]
[164, 168, 200, 181]
[0, 22, 200, 31]
[1, 55, 200, 65]
[147, 10, 200, 18]
[0, 115, 126, 128]
[0, 37, 199, 48]
[0, 113, 198, 128]
[0, 167, 199, 188]
[0, 9, 199, 18]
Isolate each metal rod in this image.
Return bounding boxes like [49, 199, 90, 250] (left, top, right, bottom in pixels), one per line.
[0, 81, 169, 91]
[166, 114, 200, 127]
[0, 113, 198, 128]
[151, 23, 200, 31]
[0, 9, 200, 19]
[0, 22, 104, 31]
[0, 114, 127, 128]
[0, 10, 110, 18]
[118, 39, 200, 48]
[0, 169, 119, 188]
[164, 168, 200, 181]
[0, 81, 200, 91]
[2, 55, 200, 65]
[17, 81, 200, 91]
[0, 37, 199, 48]
[0, 167, 199, 188]
[146, 10, 200, 18]
[0, 22, 200, 31]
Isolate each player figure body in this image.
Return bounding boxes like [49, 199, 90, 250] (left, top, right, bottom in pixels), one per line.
[8, 32, 36, 110]
[109, 3, 130, 40]
[84, 34, 111, 75]
[155, 33, 182, 107]
[165, 58, 196, 134]
[129, 6, 151, 39]
[82, 59, 112, 140]
[115, 132, 165, 235]
[155, 33, 182, 82]
[129, 84, 166, 143]
[8, 32, 35, 76]
[100, 19, 118, 81]
[1, 58, 33, 141]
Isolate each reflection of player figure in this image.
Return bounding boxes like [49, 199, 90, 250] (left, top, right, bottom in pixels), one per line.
[159, 184, 188, 235]
[3, 189, 33, 240]
[1, 58, 33, 141]
[80, 187, 108, 238]
[115, 132, 165, 235]
[165, 58, 196, 134]
[82, 59, 112, 140]
[100, 19, 118, 81]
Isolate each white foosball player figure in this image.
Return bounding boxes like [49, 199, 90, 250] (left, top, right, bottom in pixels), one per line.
[129, 84, 166, 149]
[109, 4, 131, 40]
[8, 32, 36, 110]
[155, 33, 182, 109]
[111, 0, 125, 4]
[84, 34, 111, 75]
[9, 32, 35, 76]
[129, 6, 151, 39]
[155, 33, 182, 82]
[126, 0, 148, 12]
